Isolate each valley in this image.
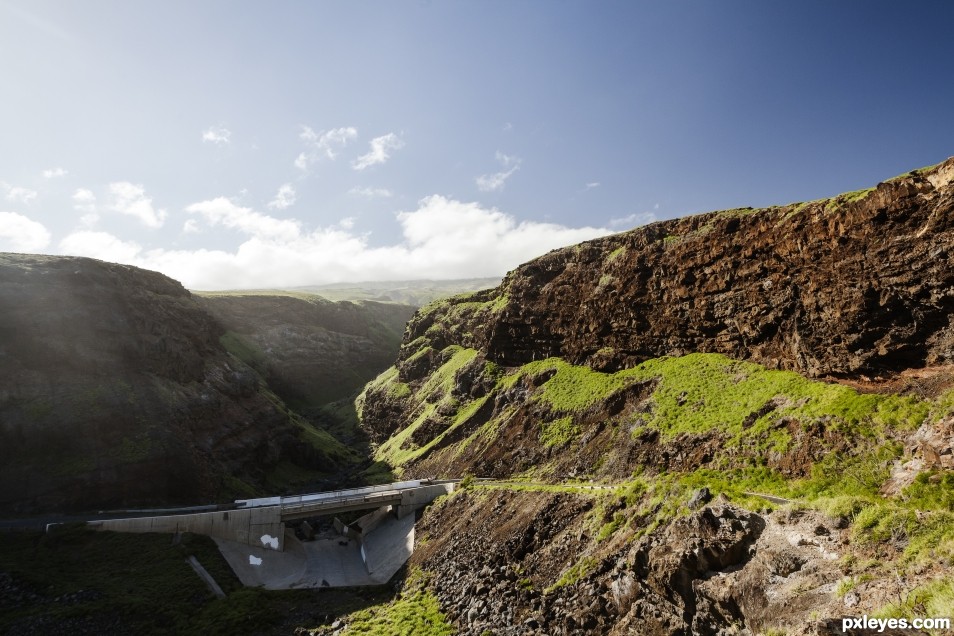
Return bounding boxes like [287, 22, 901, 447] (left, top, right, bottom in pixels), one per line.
[1, 158, 953, 634]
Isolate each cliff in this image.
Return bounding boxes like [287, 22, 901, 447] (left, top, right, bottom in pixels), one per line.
[411, 159, 954, 380]
[350, 158, 954, 634]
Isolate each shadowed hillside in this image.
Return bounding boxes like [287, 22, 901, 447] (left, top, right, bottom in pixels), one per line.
[0, 256, 356, 514]
[196, 293, 416, 410]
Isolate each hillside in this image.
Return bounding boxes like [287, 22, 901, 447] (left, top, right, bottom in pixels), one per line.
[0, 256, 359, 514]
[349, 158, 954, 634]
[196, 293, 415, 411]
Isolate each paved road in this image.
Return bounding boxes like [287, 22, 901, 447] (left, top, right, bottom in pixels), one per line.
[0, 504, 235, 532]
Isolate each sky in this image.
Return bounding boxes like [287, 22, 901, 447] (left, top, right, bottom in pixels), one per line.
[2, 0, 953, 290]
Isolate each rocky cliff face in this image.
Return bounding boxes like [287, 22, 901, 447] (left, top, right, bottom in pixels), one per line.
[352, 159, 954, 634]
[360, 159, 954, 477]
[0, 255, 333, 514]
[406, 159, 954, 380]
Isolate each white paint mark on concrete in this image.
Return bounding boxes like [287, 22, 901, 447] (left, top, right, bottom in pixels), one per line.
[249, 555, 263, 566]
[261, 534, 279, 549]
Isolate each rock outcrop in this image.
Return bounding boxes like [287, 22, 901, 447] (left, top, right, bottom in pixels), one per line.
[412, 489, 855, 636]
[404, 158, 954, 380]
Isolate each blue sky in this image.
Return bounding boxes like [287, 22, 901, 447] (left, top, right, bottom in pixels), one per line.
[2, 0, 953, 289]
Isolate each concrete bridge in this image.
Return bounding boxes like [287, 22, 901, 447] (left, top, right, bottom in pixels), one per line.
[91, 479, 455, 552]
[88, 479, 456, 588]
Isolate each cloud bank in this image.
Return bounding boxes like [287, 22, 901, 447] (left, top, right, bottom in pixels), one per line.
[55, 195, 612, 290]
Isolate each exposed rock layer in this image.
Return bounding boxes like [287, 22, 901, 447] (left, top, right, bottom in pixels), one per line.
[406, 158, 954, 379]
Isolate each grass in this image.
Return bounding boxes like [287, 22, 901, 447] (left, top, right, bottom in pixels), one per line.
[714, 206, 758, 219]
[489, 352, 927, 461]
[361, 344, 951, 601]
[606, 245, 627, 263]
[321, 569, 454, 636]
[370, 347, 484, 467]
[875, 577, 954, 624]
[596, 512, 626, 541]
[540, 416, 579, 448]
[219, 330, 268, 374]
[545, 556, 597, 593]
[415, 291, 507, 336]
[474, 481, 608, 495]
[514, 357, 638, 413]
[0, 525, 252, 634]
[628, 354, 927, 442]
[334, 588, 453, 635]
[884, 161, 942, 183]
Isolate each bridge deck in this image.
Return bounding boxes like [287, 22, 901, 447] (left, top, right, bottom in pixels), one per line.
[278, 490, 404, 520]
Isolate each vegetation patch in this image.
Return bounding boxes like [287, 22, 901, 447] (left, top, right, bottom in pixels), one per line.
[605, 245, 627, 263]
[875, 577, 954, 624]
[219, 330, 268, 374]
[545, 556, 598, 593]
[319, 569, 454, 636]
[629, 353, 928, 442]
[0, 526, 256, 634]
[540, 416, 579, 448]
[513, 357, 639, 413]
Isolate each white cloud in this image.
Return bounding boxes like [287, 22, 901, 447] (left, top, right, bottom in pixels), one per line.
[108, 182, 167, 228]
[202, 126, 231, 145]
[2, 182, 38, 204]
[55, 195, 611, 290]
[71, 188, 99, 227]
[352, 133, 404, 170]
[182, 219, 200, 234]
[0, 211, 51, 252]
[266, 183, 297, 210]
[296, 126, 358, 171]
[476, 152, 521, 192]
[348, 186, 393, 198]
[59, 231, 143, 263]
[186, 197, 300, 241]
[584, 182, 601, 190]
[72, 188, 96, 211]
[608, 210, 657, 229]
[42, 167, 68, 179]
